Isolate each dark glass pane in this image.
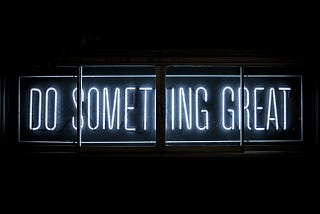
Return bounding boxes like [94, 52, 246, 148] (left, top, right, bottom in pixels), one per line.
[81, 66, 156, 146]
[18, 67, 77, 143]
[243, 67, 303, 144]
[165, 66, 241, 146]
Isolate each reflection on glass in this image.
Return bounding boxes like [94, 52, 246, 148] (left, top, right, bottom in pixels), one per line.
[243, 75, 302, 143]
[19, 76, 77, 143]
[165, 66, 241, 145]
[81, 66, 156, 145]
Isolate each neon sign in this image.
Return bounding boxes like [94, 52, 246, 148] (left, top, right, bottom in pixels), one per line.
[166, 75, 302, 144]
[19, 75, 302, 144]
[19, 75, 156, 143]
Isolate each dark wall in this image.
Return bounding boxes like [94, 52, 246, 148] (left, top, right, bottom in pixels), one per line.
[3, 4, 319, 63]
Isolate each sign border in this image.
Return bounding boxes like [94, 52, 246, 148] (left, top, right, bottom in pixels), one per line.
[18, 75, 303, 144]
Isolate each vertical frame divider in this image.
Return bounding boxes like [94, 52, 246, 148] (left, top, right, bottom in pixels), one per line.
[316, 73, 319, 145]
[240, 66, 244, 150]
[156, 65, 166, 153]
[1, 72, 5, 144]
[77, 66, 83, 148]
[3, 72, 7, 146]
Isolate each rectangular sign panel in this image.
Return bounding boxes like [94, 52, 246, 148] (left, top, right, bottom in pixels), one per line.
[18, 71, 302, 144]
[166, 75, 302, 144]
[19, 76, 77, 143]
[19, 75, 156, 143]
[244, 76, 302, 142]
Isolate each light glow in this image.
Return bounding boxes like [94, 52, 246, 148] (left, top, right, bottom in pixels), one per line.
[125, 87, 136, 131]
[171, 88, 175, 130]
[154, 89, 156, 130]
[29, 88, 42, 130]
[88, 87, 99, 130]
[45, 87, 57, 131]
[278, 87, 291, 130]
[103, 88, 120, 130]
[139, 87, 153, 130]
[72, 88, 84, 130]
[222, 87, 235, 130]
[266, 88, 279, 130]
[254, 87, 265, 130]
[179, 87, 192, 130]
[195, 87, 208, 130]
[238, 87, 251, 130]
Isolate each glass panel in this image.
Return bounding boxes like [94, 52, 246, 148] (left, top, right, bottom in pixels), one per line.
[165, 66, 241, 145]
[81, 65, 156, 146]
[18, 67, 78, 143]
[244, 67, 303, 144]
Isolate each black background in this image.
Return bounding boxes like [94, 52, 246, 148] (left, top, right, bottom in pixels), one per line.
[1, 3, 319, 208]
[3, 2, 319, 63]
